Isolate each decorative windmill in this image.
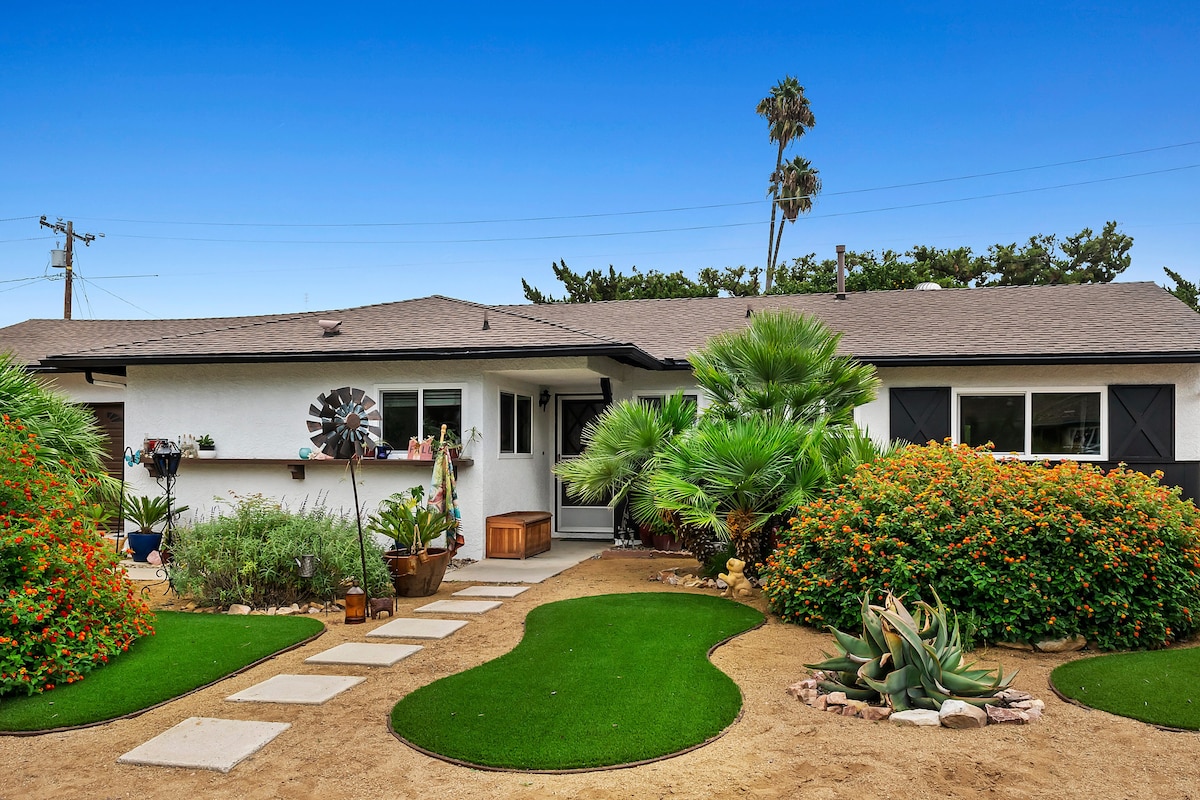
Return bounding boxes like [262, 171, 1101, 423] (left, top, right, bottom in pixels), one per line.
[306, 386, 382, 617]
[306, 387, 382, 458]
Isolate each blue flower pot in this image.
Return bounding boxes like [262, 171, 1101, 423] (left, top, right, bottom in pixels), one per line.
[127, 532, 163, 563]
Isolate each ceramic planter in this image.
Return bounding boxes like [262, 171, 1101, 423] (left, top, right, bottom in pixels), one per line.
[383, 547, 454, 597]
[127, 531, 163, 562]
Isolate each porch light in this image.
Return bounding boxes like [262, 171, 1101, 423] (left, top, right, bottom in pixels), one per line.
[539, 388, 551, 410]
[152, 439, 182, 478]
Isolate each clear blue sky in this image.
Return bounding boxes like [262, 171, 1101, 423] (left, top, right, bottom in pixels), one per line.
[2, 2, 1197, 326]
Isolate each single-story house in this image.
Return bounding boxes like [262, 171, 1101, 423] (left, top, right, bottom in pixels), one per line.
[3, 280, 1199, 561]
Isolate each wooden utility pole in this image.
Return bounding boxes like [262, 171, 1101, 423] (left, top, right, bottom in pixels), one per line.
[39, 216, 101, 320]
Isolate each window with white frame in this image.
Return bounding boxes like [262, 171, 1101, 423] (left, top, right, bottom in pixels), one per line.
[499, 391, 533, 455]
[637, 393, 699, 414]
[956, 390, 1104, 458]
[380, 388, 462, 449]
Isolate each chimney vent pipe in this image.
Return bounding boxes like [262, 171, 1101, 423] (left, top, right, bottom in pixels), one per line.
[836, 245, 846, 300]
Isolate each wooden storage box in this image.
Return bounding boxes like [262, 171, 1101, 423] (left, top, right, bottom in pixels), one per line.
[485, 511, 552, 559]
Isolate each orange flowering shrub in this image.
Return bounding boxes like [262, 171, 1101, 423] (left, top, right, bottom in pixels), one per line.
[0, 415, 153, 695]
[762, 443, 1200, 650]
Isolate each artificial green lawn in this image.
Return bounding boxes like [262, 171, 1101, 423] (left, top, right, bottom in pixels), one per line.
[1051, 646, 1200, 730]
[0, 611, 323, 732]
[391, 592, 764, 770]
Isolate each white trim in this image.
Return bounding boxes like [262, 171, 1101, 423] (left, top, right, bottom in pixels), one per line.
[951, 386, 1107, 460]
[374, 382, 468, 448]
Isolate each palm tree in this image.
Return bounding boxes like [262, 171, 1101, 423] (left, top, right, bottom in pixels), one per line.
[768, 156, 821, 285]
[688, 309, 879, 425]
[552, 393, 696, 525]
[756, 76, 816, 291]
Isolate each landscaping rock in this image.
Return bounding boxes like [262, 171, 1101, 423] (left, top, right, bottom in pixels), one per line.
[227, 604, 252, 615]
[939, 699, 988, 729]
[986, 706, 1031, 725]
[826, 692, 848, 706]
[813, 695, 829, 711]
[786, 681, 807, 699]
[1034, 635, 1087, 653]
[266, 607, 278, 616]
[890, 709, 942, 727]
[275, 607, 294, 616]
[861, 705, 892, 722]
[994, 689, 1033, 704]
[995, 641, 1034, 651]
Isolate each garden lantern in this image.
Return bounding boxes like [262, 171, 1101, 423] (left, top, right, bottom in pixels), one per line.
[344, 579, 366, 625]
[295, 554, 319, 579]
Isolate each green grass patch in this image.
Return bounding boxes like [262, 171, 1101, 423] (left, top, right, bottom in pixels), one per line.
[1051, 646, 1200, 730]
[0, 611, 323, 732]
[391, 592, 763, 770]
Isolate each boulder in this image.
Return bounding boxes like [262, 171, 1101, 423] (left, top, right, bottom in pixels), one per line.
[227, 604, 252, 615]
[995, 640, 1034, 651]
[890, 709, 942, 727]
[939, 699, 988, 729]
[1034, 635, 1087, 653]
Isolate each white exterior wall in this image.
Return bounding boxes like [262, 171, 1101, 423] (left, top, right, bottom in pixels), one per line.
[856, 363, 1200, 460]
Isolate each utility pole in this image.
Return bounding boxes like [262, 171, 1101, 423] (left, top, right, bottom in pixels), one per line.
[39, 216, 102, 320]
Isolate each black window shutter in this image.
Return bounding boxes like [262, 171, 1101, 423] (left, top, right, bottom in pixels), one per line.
[890, 388, 951, 445]
[1108, 385, 1174, 462]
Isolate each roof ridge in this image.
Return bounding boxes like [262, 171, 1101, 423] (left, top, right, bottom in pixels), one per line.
[433, 295, 630, 346]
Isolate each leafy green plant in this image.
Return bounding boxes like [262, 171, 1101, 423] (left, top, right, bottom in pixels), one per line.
[367, 486, 457, 554]
[0, 353, 120, 502]
[170, 494, 390, 607]
[763, 442, 1200, 650]
[195, 434, 214, 448]
[0, 414, 153, 696]
[122, 494, 190, 533]
[807, 590, 1014, 711]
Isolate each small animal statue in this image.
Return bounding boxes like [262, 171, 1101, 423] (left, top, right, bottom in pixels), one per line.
[719, 558, 754, 598]
[369, 596, 395, 619]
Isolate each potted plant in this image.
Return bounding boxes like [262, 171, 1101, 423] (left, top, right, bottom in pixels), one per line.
[368, 485, 459, 597]
[438, 426, 482, 462]
[196, 434, 216, 459]
[122, 495, 190, 562]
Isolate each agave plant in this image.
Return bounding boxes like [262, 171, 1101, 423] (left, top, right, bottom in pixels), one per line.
[123, 494, 190, 533]
[807, 590, 1015, 711]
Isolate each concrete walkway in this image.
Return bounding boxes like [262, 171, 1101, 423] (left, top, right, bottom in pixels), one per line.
[443, 539, 608, 584]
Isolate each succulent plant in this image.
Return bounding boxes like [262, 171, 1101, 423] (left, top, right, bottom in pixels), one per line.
[806, 589, 1015, 711]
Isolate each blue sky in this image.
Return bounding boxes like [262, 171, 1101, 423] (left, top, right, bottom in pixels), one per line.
[1, 2, 1197, 326]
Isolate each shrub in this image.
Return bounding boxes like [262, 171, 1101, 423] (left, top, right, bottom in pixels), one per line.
[762, 443, 1200, 650]
[170, 494, 391, 607]
[0, 415, 153, 696]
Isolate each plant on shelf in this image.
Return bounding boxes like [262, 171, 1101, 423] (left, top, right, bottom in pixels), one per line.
[196, 433, 216, 459]
[368, 485, 457, 555]
[806, 589, 1015, 712]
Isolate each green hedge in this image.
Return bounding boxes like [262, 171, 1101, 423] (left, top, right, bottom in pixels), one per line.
[170, 495, 391, 607]
[762, 443, 1200, 650]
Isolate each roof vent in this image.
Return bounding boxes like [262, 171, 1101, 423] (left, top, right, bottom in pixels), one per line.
[318, 319, 342, 335]
[914, 282, 942, 291]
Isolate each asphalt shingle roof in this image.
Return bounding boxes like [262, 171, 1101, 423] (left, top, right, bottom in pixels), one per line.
[3, 282, 1197, 370]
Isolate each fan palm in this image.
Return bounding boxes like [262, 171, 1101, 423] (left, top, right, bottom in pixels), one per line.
[689, 309, 879, 425]
[756, 76, 816, 290]
[553, 393, 696, 527]
[768, 156, 821, 282]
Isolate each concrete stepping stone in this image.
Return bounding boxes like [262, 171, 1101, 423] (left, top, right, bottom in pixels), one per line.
[304, 642, 422, 667]
[368, 617, 469, 640]
[453, 585, 529, 598]
[117, 717, 290, 773]
[226, 674, 364, 705]
[415, 599, 502, 614]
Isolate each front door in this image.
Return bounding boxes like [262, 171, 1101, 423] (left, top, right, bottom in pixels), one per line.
[555, 395, 613, 537]
[86, 402, 125, 533]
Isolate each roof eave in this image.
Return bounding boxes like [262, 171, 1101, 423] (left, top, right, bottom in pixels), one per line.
[864, 351, 1200, 367]
[40, 343, 666, 372]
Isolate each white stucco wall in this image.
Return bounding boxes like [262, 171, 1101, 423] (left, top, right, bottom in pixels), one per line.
[856, 363, 1200, 460]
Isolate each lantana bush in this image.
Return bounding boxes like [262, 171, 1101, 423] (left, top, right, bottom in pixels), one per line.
[763, 442, 1200, 650]
[0, 415, 153, 695]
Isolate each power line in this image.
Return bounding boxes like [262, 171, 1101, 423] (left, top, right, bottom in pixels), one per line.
[63, 139, 1200, 229]
[0, 236, 56, 243]
[0, 216, 41, 224]
[73, 274, 158, 318]
[100, 163, 1200, 246]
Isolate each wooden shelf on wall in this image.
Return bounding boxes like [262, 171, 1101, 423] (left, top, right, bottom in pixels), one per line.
[142, 456, 473, 480]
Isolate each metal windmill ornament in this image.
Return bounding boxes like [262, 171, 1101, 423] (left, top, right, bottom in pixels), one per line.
[306, 386, 382, 458]
[306, 387, 381, 612]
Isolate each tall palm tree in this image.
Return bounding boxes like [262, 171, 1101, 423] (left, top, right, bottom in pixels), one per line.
[756, 76, 816, 291]
[769, 156, 821, 284]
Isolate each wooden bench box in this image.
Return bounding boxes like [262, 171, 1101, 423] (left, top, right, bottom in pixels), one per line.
[485, 511, 552, 559]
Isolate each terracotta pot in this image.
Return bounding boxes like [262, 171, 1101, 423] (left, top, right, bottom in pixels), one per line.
[383, 547, 454, 597]
[652, 532, 683, 552]
[638, 524, 655, 548]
